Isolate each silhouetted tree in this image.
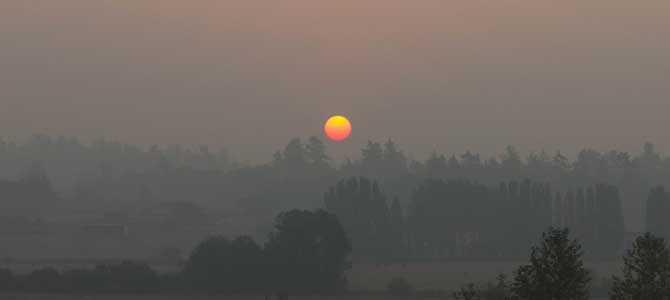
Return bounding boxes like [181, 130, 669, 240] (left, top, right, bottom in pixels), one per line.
[453, 283, 481, 300]
[425, 152, 447, 178]
[324, 177, 392, 260]
[383, 139, 407, 174]
[105, 261, 159, 292]
[389, 197, 406, 259]
[509, 227, 590, 300]
[611, 233, 670, 300]
[361, 141, 384, 175]
[453, 274, 509, 300]
[594, 184, 625, 257]
[501, 146, 522, 175]
[283, 138, 307, 168]
[0, 268, 15, 291]
[387, 277, 414, 297]
[23, 267, 62, 292]
[646, 186, 668, 240]
[305, 136, 329, 167]
[407, 179, 495, 258]
[183, 235, 264, 292]
[265, 209, 351, 294]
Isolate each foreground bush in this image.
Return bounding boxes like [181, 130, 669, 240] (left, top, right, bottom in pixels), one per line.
[611, 233, 670, 300]
[453, 278, 509, 300]
[0, 261, 160, 293]
[183, 235, 265, 292]
[265, 209, 351, 294]
[0, 268, 15, 290]
[22, 267, 62, 292]
[387, 277, 414, 297]
[183, 209, 351, 295]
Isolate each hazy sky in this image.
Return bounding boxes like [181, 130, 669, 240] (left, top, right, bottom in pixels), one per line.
[2, 1, 669, 161]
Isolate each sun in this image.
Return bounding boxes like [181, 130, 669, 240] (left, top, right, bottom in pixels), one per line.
[324, 115, 352, 141]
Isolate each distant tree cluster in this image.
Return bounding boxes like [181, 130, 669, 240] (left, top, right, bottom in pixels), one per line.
[3, 135, 670, 231]
[324, 177, 403, 261]
[4, 135, 670, 261]
[0, 261, 160, 293]
[0, 135, 232, 186]
[646, 185, 670, 241]
[552, 184, 625, 258]
[326, 177, 625, 259]
[0, 209, 351, 296]
[0, 161, 59, 214]
[273, 137, 331, 170]
[183, 209, 351, 294]
[0, 161, 56, 199]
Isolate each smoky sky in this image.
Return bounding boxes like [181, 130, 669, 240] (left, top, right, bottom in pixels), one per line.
[1, 1, 669, 161]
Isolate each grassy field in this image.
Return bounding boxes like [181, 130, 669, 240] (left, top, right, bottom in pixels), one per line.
[3, 260, 621, 292]
[1, 260, 617, 299]
[0, 294, 609, 300]
[348, 260, 621, 291]
[0, 295, 444, 300]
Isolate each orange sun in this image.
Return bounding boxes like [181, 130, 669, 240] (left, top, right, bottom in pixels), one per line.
[324, 115, 352, 141]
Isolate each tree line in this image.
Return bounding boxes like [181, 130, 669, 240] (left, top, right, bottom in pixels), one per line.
[646, 185, 670, 242]
[326, 176, 626, 260]
[2, 135, 669, 221]
[0, 209, 351, 296]
[0, 135, 232, 189]
[3, 135, 670, 259]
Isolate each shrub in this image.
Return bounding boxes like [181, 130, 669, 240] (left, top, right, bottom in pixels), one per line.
[453, 275, 509, 300]
[0, 268, 15, 290]
[387, 277, 414, 297]
[61, 268, 103, 292]
[453, 283, 480, 300]
[183, 235, 263, 292]
[23, 267, 62, 292]
[36, 261, 159, 293]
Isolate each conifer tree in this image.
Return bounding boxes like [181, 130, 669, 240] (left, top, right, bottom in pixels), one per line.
[509, 227, 590, 300]
[611, 233, 670, 300]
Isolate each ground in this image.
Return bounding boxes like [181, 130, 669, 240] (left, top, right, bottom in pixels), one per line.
[1, 260, 618, 299]
[349, 260, 621, 291]
[0, 294, 609, 300]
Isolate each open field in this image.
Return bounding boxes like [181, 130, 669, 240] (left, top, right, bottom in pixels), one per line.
[349, 260, 621, 291]
[0, 294, 609, 300]
[1, 259, 617, 299]
[3, 259, 621, 292]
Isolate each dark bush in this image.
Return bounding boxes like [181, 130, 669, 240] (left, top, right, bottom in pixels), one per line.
[61, 268, 102, 292]
[387, 277, 414, 297]
[26, 261, 159, 293]
[106, 261, 159, 292]
[157, 272, 184, 291]
[183, 235, 267, 292]
[0, 268, 15, 290]
[415, 288, 448, 298]
[265, 209, 352, 294]
[23, 267, 62, 292]
[453, 274, 509, 300]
